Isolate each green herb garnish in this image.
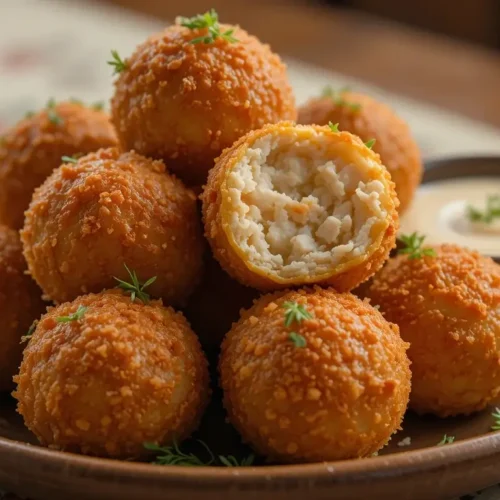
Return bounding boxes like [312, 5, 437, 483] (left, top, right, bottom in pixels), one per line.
[328, 121, 340, 132]
[114, 264, 157, 304]
[107, 50, 127, 74]
[283, 301, 313, 327]
[365, 138, 376, 149]
[21, 320, 38, 344]
[46, 98, 63, 125]
[92, 101, 105, 111]
[24, 111, 35, 119]
[288, 332, 307, 348]
[437, 434, 455, 446]
[491, 407, 500, 431]
[467, 195, 500, 224]
[56, 305, 87, 323]
[322, 85, 361, 111]
[144, 441, 254, 467]
[397, 232, 436, 260]
[179, 9, 239, 45]
[145, 441, 214, 466]
[61, 155, 78, 164]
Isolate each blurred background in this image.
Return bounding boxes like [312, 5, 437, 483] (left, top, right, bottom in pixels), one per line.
[1, 0, 500, 157]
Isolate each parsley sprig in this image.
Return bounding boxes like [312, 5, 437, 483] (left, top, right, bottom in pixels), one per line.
[467, 195, 500, 224]
[283, 301, 313, 348]
[114, 264, 157, 304]
[144, 441, 254, 467]
[328, 121, 339, 132]
[107, 50, 127, 74]
[61, 155, 78, 164]
[21, 320, 38, 344]
[46, 98, 63, 125]
[56, 305, 87, 323]
[283, 301, 313, 327]
[322, 86, 361, 111]
[437, 434, 455, 446]
[491, 407, 500, 431]
[179, 9, 239, 45]
[397, 232, 436, 260]
[288, 332, 307, 348]
[365, 138, 376, 149]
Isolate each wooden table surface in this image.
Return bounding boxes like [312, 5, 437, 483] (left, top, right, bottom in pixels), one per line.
[103, 0, 500, 129]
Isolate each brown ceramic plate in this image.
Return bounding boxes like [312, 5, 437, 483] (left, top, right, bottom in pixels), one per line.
[1, 157, 500, 500]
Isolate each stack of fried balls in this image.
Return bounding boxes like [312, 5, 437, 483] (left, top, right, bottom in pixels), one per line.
[1, 10, 498, 465]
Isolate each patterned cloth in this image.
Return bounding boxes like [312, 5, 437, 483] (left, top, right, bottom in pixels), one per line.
[0, 1, 500, 499]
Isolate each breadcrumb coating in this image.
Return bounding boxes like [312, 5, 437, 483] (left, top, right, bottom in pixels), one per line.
[111, 24, 296, 187]
[363, 244, 500, 416]
[220, 287, 411, 463]
[0, 225, 45, 392]
[0, 102, 117, 229]
[202, 123, 398, 292]
[14, 290, 210, 457]
[298, 92, 422, 214]
[21, 147, 204, 306]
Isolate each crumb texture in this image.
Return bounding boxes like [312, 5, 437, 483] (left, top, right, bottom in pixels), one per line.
[14, 290, 210, 457]
[22, 147, 204, 306]
[363, 244, 500, 416]
[220, 287, 411, 462]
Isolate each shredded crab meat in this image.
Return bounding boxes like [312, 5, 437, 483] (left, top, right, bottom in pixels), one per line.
[226, 132, 388, 279]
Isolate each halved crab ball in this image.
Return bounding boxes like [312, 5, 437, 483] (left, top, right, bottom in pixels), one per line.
[202, 122, 399, 292]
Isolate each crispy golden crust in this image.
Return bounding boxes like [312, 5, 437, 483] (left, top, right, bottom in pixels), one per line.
[298, 93, 422, 214]
[183, 253, 259, 347]
[202, 122, 399, 292]
[14, 290, 210, 457]
[220, 287, 411, 462]
[0, 102, 117, 229]
[363, 245, 500, 417]
[111, 24, 296, 187]
[22, 147, 204, 306]
[0, 225, 45, 392]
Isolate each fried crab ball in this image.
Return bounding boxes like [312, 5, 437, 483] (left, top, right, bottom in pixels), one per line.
[183, 254, 259, 347]
[0, 101, 117, 229]
[14, 290, 209, 457]
[22, 148, 204, 306]
[110, 16, 296, 187]
[298, 90, 422, 214]
[220, 287, 411, 463]
[0, 225, 45, 392]
[363, 245, 500, 417]
[202, 122, 399, 292]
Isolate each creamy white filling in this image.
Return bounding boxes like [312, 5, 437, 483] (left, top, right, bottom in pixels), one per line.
[226, 133, 387, 279]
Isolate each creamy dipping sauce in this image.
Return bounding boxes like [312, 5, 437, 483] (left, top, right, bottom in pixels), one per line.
[400, 177, 500, 257]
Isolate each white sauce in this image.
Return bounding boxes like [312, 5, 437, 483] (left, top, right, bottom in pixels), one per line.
[400, 177, 500, 257]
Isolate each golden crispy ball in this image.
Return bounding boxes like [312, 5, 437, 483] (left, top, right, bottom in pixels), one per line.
[220, 287, 411, 462]
[14, 290, 210, 457]
[0, 225, 45, 392]
[363, 245, 500, 417]
[22, 147, 204, 306]
[202, 122, 399, 292]
[0, 102, 117, 229]
[298, 92, 422, 214]
[111, 23, 296, 187]
[183, 254, 259, 347]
